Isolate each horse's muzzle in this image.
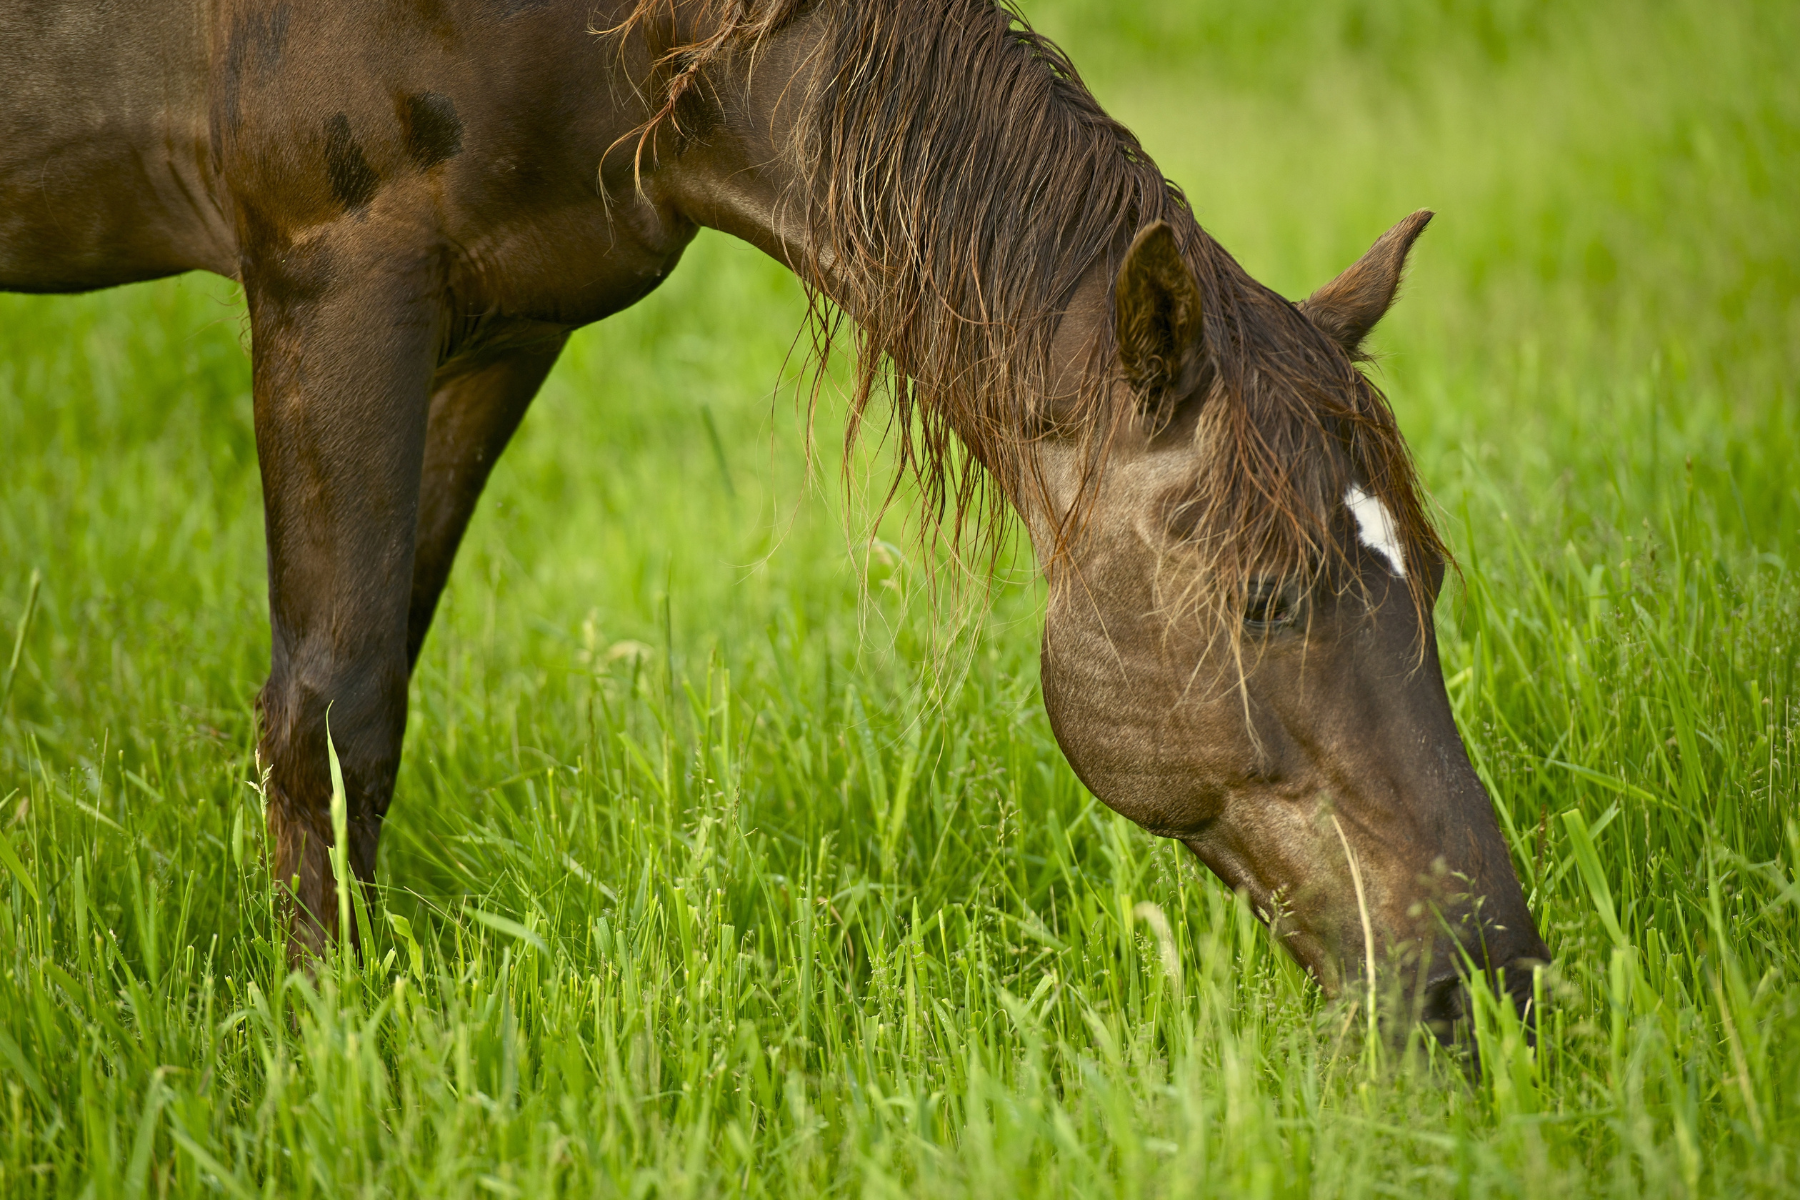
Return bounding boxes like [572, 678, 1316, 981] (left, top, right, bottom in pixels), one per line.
[1419, 952, 1548, 1050]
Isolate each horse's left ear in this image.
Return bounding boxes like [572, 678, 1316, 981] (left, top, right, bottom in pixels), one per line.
[1115, 221, 1204, 411]
[1301, 210, 1433, 357]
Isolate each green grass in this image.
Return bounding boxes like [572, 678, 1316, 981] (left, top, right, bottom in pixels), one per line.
[2, 0, 1797, 1194]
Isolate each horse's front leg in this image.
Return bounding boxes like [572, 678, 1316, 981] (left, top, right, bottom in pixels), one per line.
[406, 333, 567, 668]
[246, 237, 439, 963]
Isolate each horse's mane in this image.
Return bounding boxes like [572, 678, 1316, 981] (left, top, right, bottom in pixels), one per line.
[610, 0, 1446, 639]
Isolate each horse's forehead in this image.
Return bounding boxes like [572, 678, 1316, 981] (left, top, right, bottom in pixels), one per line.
[1345, 485, 1406, 578]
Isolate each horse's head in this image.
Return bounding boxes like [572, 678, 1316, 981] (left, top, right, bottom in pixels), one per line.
[1030, 212, 1548, 1036]
[626, 0, 1544, 1031]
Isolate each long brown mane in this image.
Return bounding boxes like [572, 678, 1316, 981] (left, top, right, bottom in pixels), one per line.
[611, 0, 1447, 630]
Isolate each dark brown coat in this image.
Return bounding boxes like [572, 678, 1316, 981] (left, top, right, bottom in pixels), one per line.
[1, 0, 1546, 1035]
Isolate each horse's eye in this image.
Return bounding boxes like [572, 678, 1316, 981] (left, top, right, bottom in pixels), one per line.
[1244, 580, 1299, 629]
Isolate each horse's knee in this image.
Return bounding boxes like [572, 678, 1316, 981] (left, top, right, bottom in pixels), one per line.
[258, 651, 408, 800]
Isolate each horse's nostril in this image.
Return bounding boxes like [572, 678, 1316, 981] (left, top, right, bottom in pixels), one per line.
[1420, 974, 1468, 1047]
[1501, 957, 1545, 1043]
[1419, 960, 1544, 1051]
[1421, 975, 1465, 1018]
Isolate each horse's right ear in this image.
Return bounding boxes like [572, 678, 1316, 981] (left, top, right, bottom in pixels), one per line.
[1300, 209, 1433, 358]
[1115, 221, 1204, 413]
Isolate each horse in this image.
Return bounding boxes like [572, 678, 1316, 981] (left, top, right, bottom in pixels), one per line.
[0, 0, 1549, 1036]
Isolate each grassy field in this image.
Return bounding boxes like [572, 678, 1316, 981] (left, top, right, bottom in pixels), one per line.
[2, 0, 1797, 1194]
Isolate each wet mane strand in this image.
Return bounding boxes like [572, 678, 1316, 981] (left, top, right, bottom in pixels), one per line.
[611, 0, 1446, 628]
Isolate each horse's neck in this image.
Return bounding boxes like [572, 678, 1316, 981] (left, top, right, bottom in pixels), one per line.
[639, 0, 1125, 543]
[640, 8, 829, 278]
[645, 5, 1089, 362]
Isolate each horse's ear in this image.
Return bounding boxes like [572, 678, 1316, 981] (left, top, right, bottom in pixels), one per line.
[1300, 210, 1433, 357]
[1115, 221, 1204, 411]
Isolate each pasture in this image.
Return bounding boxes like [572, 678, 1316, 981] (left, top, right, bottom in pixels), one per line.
[2, 0, 1796, 1193]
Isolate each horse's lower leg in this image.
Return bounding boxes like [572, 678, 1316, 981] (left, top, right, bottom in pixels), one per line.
[406, 332, 566, 668]
[247, 234, 438, 965]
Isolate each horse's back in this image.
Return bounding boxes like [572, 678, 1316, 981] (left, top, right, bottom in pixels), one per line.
[1, 0, 680, 324]
[0, 1, 233, 292]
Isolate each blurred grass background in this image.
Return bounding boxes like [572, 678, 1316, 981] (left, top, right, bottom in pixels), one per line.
[2, 0, 1797, 1194]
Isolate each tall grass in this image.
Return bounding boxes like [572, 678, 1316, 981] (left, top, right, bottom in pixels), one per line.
[2, 0, 1796, 1193]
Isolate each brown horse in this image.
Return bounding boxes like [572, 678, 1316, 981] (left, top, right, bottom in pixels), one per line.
[1, 0, 1548, 1034]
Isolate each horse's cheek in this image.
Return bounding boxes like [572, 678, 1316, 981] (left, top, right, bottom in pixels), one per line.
[1039, 645, 1238, 836]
